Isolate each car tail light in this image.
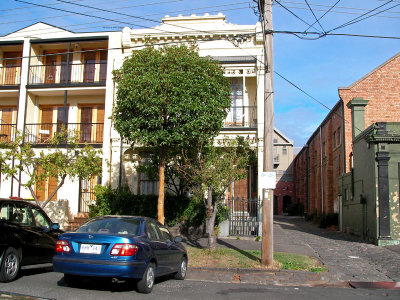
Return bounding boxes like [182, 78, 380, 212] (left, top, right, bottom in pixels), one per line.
[110, 244, 138, 256]
[56, 240, 71, 253]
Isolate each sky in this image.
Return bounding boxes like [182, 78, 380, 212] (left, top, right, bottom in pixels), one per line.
[0, 0, 399, 148]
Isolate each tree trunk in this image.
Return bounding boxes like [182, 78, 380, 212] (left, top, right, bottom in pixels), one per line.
[206, 186, 218, 251]
[157, 149, 166, 225]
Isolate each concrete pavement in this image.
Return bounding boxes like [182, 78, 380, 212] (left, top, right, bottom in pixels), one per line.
[183, 216, 400, 288]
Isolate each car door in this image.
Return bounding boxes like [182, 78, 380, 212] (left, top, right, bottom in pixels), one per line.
[30, 206, 58, 264]
[3, 202, 38, 266]
[157, 224, 182, 272]
[146, 220, 169, 275]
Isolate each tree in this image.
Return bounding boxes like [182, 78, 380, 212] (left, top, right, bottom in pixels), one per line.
[0, 130, 103, 208]
[113, 44, 231, 224]
[176, 137, 253, 250]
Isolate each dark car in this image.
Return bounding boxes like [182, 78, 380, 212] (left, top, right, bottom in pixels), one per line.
[0, 198, 62, 282]
[53, 216, 188, 293]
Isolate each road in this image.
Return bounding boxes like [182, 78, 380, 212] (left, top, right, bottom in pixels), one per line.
[0, 269, 399, 300]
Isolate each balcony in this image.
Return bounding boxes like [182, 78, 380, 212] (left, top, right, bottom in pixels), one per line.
[28, 62, 107, 87]
[0, 124, 17, 142]
[24, 123, 104, 146]
[223, 106, 257, 129]
[0, 66, 21, 87]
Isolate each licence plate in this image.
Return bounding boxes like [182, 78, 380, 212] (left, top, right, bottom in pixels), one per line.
[80, 244, 102, 254]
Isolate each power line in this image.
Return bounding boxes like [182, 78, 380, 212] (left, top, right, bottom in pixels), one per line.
[304, 0, 325, 33]
[327, 0, 398, 33]
[275, 1, 400, 20]
[0, 2, 248, 30]
[3, 0, 181, 18]
[274, 0, 322, 33]
[272, 29, 400, 40]
[15, 0, 255, 40]
[303, 0, 341, 33]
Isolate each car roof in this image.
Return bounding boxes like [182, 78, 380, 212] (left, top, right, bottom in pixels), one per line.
[90, 215, 159, 223]
[0, 198, 40, 208]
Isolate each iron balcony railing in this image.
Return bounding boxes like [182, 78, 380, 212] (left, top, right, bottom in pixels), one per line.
[223, 106, 257, 128]
[0, 66, 21, 86]
[0, 124, 17, 142]
[28, 62, 107, 86]
[24, 123, 104, 145]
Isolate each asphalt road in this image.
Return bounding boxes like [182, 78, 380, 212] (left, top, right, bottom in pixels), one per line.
[0, 269, 399, 300]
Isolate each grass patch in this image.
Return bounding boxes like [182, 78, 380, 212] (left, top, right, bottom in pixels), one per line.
[186, 247, 327, 272]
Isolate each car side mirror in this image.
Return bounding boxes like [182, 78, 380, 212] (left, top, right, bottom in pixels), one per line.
[174, 236, 183, 243]
[52, 223, 60, 230]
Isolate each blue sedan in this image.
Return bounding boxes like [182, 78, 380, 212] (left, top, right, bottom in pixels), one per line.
[53, 216, 188, 293]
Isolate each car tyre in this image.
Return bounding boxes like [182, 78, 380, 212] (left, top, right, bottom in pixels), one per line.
[0, 247, 20, 283]
[137, 263, 155, 294]
[174, 257, 187, 280]
[64, 274, 79, 286]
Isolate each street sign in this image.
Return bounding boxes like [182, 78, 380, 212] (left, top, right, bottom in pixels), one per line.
[260, 172, 276, 189]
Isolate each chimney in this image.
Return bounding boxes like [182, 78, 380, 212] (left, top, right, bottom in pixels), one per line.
[346, 97, 369, 138]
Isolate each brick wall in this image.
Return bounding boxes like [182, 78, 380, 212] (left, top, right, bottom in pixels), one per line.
[294, 52, 400, 216]
[339, 53, 400, 173]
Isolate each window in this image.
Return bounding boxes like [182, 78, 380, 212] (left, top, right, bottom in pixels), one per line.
[43, 51, 71, 84]
[158, 226, 172, 242]
[35, 168, 58, 202]
[0, 106, 17, 142]
[78, 105, 104, 143]
[146, 222, 161, 240]
[2, 52, 22, 85]
[225, 77, 243, 126]
[337, 127, 341, 146]
[38, 106, 69, 143]
[83, 50, 107, 83]
[333, 131, 337, 148]
[282, 146, 287, 155]
[31, 207, 51, 229]
[139, 156, 159, 195]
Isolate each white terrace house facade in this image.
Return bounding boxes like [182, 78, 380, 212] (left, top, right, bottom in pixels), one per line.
[0, 14, 267, 228]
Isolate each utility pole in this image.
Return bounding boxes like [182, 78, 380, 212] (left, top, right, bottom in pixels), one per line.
[260, 0, 274, 267]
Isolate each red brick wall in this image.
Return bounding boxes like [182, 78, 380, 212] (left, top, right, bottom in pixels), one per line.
[274, 180, 294, 215]
[294, 52, 400, 216]
[293, 148, 308, 212]
[339, 53, 400, 172]
[293, 102, 344, 216]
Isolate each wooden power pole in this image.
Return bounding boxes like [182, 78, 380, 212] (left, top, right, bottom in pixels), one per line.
[261, 0, 274, 267]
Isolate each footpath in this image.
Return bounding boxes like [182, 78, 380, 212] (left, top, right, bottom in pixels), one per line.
[183, 216, 400, 289]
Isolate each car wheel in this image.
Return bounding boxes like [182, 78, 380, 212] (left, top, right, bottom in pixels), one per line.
[0, 247, 20, 283]
[64, 274, 79, 286]
[137, 263, 155, 294]
[174, 257, 187, 280]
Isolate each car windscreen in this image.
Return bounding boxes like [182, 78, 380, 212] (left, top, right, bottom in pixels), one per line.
[76, 218, 141, 235]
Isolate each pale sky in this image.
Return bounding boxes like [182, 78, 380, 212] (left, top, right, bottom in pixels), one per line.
[1, 0, 399, 147]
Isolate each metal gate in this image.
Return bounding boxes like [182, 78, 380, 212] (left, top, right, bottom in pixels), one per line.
[226, 196, 260, 236]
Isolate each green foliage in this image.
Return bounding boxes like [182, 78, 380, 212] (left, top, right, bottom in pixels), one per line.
[0, 130, 102, 208]
[89, 185, 205, 227]
[305, 209, 318, 222]
[318, 213, 339, 228]
[113, 44, 231, 223]
[180, 137, 254, 200]
[255, 236, 261, 242]
[113, 45, 231, 151]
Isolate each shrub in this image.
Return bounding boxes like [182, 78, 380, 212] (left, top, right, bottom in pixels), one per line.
[89, 185, 203, 227]
[318, 213, 338, 229]
[305, 209, 317, 222]
[285, 202, 304, 216]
